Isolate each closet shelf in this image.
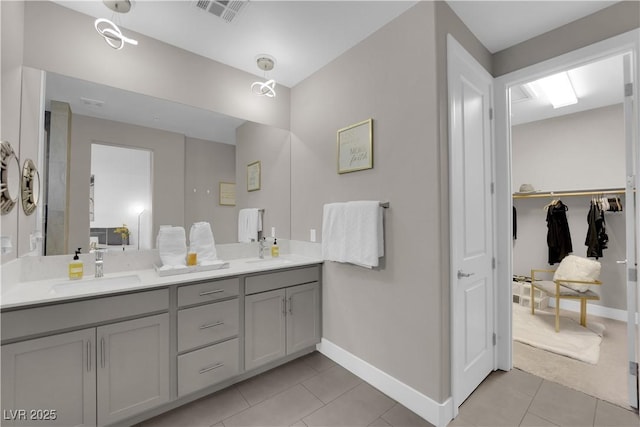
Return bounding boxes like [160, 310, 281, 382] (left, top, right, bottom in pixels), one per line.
[512, 188, 626, 199]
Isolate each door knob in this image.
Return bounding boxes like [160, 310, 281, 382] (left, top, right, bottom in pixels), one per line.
[457, 270, 474, 279]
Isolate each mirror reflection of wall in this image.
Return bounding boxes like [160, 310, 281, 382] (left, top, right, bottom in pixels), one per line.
[90, 144, 152, 251]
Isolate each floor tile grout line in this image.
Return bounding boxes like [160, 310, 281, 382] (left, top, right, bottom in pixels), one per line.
[516, 377, 546, 427]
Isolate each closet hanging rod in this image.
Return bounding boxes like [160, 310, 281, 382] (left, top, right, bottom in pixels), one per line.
[512, 188, 626, 199]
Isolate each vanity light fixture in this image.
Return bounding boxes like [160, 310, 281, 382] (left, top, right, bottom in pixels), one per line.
[251, 56, 277, 98]
[527, 71, 578, 109]
[94, 0, 138, 50]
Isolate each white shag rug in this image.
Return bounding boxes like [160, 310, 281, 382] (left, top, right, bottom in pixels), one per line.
[512, 303, 605, 364]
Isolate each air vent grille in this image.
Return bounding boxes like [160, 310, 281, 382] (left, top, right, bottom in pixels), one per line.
[193, 0, 248, 23]
[511, 84, 537, 103]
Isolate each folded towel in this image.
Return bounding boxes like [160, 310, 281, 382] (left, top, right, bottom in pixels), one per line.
[322, 201, 384, 268]
[157, 226, 187, 267]
[189, 222, 217, 263]
[238, 208, 262, 243]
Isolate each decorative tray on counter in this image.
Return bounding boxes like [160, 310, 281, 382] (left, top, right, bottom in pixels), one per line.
[154, 260, 230, 277]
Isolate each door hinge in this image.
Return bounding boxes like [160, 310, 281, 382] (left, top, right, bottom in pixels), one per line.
[492, 333, 497, 346]
[492, 257, 496, 269]
[629, 267, 638, 283]
[489, 108, 494, 120]
[625, 83, 633, 97]
[630, 361, 639, 376]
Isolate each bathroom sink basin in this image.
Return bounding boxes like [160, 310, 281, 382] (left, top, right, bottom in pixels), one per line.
[50, 274, 141, 295]
[244, 258, 293, 267]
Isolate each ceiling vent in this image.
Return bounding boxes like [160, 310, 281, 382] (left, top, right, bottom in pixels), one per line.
[193, 0, 248, 23]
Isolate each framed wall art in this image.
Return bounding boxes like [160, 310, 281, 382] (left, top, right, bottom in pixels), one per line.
[219, 182, 236, 206]
[247, 161, 261, 192]
[337, 118, 373, 174]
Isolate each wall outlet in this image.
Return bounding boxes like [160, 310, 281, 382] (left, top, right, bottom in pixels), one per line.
[310, 229, 316, 242]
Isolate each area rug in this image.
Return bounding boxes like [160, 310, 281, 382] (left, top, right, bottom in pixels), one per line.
[512, 303, 605, 364]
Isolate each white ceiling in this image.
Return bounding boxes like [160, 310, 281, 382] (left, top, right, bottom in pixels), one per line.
[46, 0, 626, 142]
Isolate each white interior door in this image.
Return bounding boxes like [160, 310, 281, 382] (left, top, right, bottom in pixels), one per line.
[448, 34, 496, 410]
[623, 53, 639, 409]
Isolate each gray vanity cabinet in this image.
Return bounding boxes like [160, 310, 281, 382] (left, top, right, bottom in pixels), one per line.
[1, 289, 170, 427]
[96, 313, 170, 425]
[244, 267, 321, 371]
[1, 329, 96, 427]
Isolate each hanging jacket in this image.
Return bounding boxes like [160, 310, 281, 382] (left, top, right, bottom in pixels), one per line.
[585, 201, 608, 259]
[546, 200, 572, 265]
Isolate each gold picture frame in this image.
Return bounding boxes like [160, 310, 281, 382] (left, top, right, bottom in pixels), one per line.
[337, 118, 373, 174]
[219, 182, 236, 206]
[247, 161, 261, 192]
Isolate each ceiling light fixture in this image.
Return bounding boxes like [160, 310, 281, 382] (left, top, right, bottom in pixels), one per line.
[251, 56, 277, 98]
[528, 71, 578, 109]
[94, 0, 138, 50]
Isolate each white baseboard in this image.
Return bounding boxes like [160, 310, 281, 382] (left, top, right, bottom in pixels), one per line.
[316, 338, 453, 427]
[549, 298, 639, 324]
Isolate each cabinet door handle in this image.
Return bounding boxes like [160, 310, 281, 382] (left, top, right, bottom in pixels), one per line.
[288, 297, 293, 315]
[199, 362, 224, 374]
[199, 289, 224, 296]
[100, 337, 105, 369]
[199, 321, 224, 330]
[282, 297, 286, 315]
[87, 340, 91, 372]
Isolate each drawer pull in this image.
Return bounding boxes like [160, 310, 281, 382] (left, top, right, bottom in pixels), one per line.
[199, 362, 224, 374]
[199, 289, 225, 297]
[199, 321, 224, 330]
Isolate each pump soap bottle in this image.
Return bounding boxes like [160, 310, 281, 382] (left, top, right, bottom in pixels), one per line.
[69, 248, 84, 280]
[271, 238, 279, 258]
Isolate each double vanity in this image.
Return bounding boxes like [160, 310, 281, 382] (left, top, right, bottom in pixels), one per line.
[1, 254, 322, 426]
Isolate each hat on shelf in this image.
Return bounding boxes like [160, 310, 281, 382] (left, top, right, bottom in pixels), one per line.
[518, 183, 536, 193]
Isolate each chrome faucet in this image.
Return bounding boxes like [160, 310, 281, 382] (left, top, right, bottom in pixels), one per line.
[95, 250, 104, 278]
[258, 237, 266, 259]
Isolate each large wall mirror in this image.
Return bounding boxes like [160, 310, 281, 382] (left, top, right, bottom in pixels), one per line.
[36, 71, 292, 256]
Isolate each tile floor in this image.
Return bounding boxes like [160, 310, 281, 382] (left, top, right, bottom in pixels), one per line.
[139, 351, 639, 427]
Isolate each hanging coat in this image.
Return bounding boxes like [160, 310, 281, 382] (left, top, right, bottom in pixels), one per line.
[547, 200, 572, 265]
[585, 201, 608, 259]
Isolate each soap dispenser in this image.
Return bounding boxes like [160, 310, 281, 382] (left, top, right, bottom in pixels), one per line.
[271, 238, 279, 258]
[69, 248, 84, 280]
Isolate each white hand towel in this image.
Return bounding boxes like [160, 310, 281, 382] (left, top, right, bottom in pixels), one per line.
[344, 201, 384, 268]
[189, 222, 217, 264]
[157, 226, 187, 267]
[322, 203, 347, 262]
[238, 208, 261, 243]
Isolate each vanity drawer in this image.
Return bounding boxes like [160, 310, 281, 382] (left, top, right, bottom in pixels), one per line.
[245, 266, 320, 295]
[178, 338, 239, 397]
[177, 299, 239, 352]
[1, 289, 169, 342]
[177, 278, 239, 307]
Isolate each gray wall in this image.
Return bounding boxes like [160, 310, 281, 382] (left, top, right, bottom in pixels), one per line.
[235, 122, 291, 242]
[184, 137, 236, 244]
[70, 115, 185, 251]
[290, 1, 490, 402]
[512, 104, 625, 192]
[493, 1, 640, 76]
[0, 0, 25, 263]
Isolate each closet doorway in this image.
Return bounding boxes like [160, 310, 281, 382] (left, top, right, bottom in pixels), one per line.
[494, 30, 639, 411]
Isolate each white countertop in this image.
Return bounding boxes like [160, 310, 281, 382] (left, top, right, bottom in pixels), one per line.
[0, 254, 323, 310]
